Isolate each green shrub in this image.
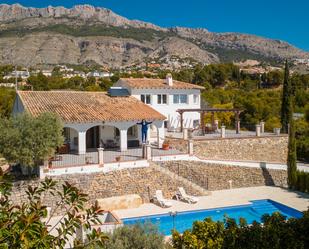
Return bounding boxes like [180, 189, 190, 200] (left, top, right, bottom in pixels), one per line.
[103, 223, 167, 249]
[294, 171, 309, 193]
[172, 210, 309, 249]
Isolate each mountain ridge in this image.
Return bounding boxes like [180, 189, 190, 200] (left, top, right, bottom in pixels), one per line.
[0, 4, 308, 68]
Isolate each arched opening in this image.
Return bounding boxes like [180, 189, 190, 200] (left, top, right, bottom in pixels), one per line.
[60, 127, 79, 153]
[127, 125, 140, 148]
[86, 125, 120, 151]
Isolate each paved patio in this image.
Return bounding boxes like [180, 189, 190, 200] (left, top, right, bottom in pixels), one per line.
[114, 186, 309, 219]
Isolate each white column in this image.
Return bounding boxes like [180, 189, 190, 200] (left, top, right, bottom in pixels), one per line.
[183, 128, 188, 140]
[98, 148, 104, 166]
[221, 126, 226, 138]
[188, 140, 194, 156]
[120, 129, 128, 151]
[137, 125, 142, 145]
[78, 131, 86, 154]
[146, 144, 152, 160]
[157, 126, 165, 148]
[260, 121, 265, 133]
[256, 124, 261, 137]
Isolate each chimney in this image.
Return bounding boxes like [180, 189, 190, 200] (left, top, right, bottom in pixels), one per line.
[166, 73, 173, 86]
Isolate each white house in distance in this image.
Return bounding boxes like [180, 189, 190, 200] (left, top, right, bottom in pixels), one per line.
[13, 91, 165, 154]
[113, 74, 204, 130]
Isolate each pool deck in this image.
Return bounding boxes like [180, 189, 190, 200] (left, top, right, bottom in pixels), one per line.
[114, 186, 309, 219]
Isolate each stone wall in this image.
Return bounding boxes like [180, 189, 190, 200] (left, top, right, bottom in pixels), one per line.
[10, 166, 202, 215]
[194, 136, 288, 163]
[163, 161, 287, 191]
[168, 137, 188, 153]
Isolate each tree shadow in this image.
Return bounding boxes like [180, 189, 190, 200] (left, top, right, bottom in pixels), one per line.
[260, 162, 275, 186]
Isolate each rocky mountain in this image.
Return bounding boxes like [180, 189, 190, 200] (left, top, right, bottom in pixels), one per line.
[0, 4, 308, 68]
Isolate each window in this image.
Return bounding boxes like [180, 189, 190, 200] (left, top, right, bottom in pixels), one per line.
[173, 94, 179, 104]
[157, 94, 167, 104]
[193, 94, 199, 104]
[173, 94, 187, 104]
[141, 94, 151, 104]
[180, 94, 187, 104]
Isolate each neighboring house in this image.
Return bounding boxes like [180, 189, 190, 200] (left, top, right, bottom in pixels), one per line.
[32, 69, 53, 77]
[13, 91, 166, 154]
[113, 74, 204, 130]
[63, 71, 87, 79]
[87, 71, 114, 78]
[58, 65, 74, 72]
[4, 70, 30, 80]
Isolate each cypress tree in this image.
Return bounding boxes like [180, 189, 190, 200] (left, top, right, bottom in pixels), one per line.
[287, 116, 297, 188]
[286, 71, 297, 189]
[280, 60, 292, 133]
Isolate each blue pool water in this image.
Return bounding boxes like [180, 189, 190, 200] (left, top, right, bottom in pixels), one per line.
[122, 199, 303, 235]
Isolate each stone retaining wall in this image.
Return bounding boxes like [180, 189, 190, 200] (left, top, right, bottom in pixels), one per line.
[194, 136, 288, 163]
[162, 161, 287, 191]
[10, 166, 202, 215]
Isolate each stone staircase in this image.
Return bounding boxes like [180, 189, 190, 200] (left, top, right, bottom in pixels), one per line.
[150, 162, 211, 196]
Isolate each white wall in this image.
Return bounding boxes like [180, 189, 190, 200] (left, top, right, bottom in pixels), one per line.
[130, 88, 201, 129]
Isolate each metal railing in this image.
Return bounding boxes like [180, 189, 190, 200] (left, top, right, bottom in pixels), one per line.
[49, 152, 98, 168]
[103, 148, 143, 163]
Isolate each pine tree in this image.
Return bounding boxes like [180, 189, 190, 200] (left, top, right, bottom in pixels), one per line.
[280, 60, 292, 133]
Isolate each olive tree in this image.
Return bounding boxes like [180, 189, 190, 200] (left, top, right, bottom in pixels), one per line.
[0, 112, 64, 168]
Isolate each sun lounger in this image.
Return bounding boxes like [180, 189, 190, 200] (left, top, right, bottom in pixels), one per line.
[177, 187, 199, 204]
[153, 190, 173, 208]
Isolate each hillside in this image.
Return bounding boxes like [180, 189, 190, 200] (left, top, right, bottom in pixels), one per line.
[0, 4, 308, 68]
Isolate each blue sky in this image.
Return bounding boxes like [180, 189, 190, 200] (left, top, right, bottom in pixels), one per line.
[1, 0, 309, 51]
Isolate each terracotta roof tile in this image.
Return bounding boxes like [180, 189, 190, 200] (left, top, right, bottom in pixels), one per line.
[119, 78, 205, 90]
[17, 91, 166, 123]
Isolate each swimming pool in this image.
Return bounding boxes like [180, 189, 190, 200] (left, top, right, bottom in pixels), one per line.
[122, 199, 303, 235]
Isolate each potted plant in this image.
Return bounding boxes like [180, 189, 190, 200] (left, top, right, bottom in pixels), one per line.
[162, 139, 170, 150]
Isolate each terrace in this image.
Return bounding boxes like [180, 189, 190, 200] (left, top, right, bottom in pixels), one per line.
[48, 145, 188, 169]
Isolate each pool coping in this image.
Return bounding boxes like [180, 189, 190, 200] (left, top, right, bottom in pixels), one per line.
[121, 199, 303, 221]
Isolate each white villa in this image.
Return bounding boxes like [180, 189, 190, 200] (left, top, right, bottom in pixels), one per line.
[114, 74, 204, 130]
[13, 91, 166, 155]
[12, 75, 203, 160]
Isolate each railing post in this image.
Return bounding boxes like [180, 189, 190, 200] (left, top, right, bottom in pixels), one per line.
[274, 127, 281, 135]
[260, 121, 265, 133]
[142, 144, 147, 159]
[221, 125, 226, 138]
[183, 128, 188, 140]
[98, 147, 104, 167]
[146, 144, 152, 160]
[214, 119, 219, 131]
[188, 140, 194, 156]
[256, 124, 261, 137]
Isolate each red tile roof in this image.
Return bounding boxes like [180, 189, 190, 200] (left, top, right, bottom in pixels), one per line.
[17, 91, 166, 123]
[118, 78, 205, 90]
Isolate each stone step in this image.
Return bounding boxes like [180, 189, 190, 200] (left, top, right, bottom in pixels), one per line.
[150, 162, 211, 196]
